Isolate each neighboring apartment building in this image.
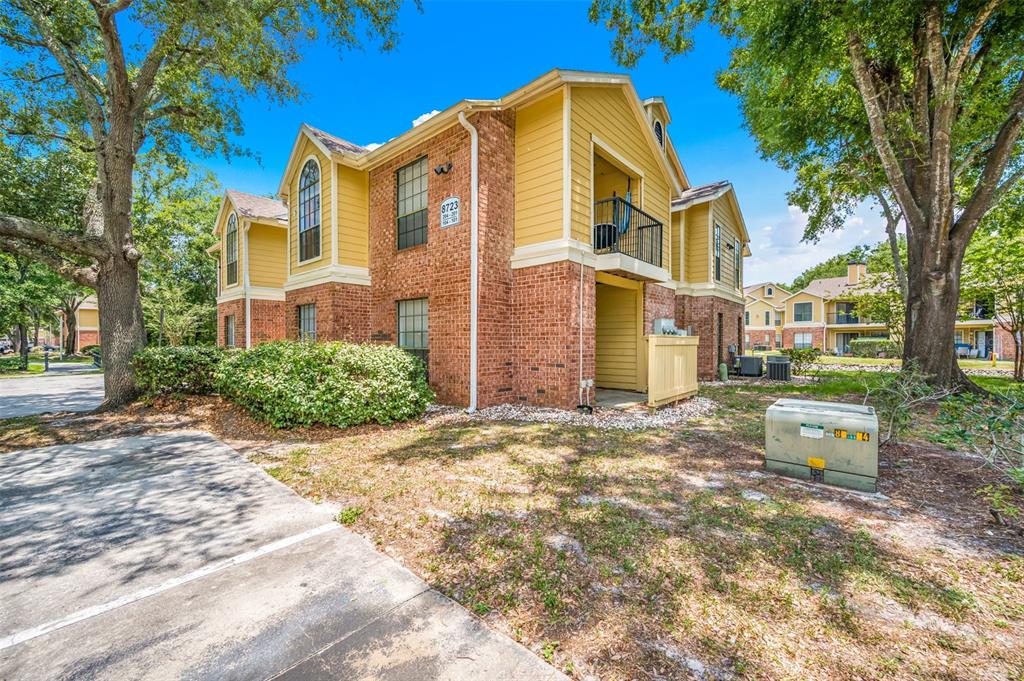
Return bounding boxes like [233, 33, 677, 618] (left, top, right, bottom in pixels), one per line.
[745, 261, 1018, 360]
[62, 295, 100, 352]
[210, 70, 751, 409]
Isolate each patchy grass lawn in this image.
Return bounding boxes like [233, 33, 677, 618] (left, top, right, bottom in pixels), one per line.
[252, 381, 1023, 680]
[2, 371, 1022, 679]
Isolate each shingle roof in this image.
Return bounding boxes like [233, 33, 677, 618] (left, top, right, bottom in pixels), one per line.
[306, 125, 368, 155]
[226, 190, 287, 222]
[672, 180, 731, 209]
[798, 275, 886, 300]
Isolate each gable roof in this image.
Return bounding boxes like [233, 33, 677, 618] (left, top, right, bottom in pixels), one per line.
[226, 190, 288, 222]
[276, 68, 686, 197]
[779, 274, 886, 305]
[672, 180, 732, 209]
[744, 282, 790, 296]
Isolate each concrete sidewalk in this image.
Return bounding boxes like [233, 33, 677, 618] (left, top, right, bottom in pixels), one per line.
[0, 372, 104, 417]
[0, 432, 564, 680]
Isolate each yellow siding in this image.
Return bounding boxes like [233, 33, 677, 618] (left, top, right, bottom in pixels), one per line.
[514, 89, 564, 247]
[684, 204, 709, 283]
[596, 283, 641, 390]
[710, 198, 742, 290]
[285, 137, 332, 275]
[671, 212, 682, 281]
[750, 284, 787, 300]
[787, 292, 824, 323]
[248, 222, 287, 288]
[337, 164, 369, 268]
[569, 86, 671, 263]
[78, 309, 98, 327]
[745, 299, 777, 327]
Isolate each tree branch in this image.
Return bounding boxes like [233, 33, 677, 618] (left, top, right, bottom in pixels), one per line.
[948, 0, 999, 87]
[847, 32, 926, 231]
[0, 238, 98, 288]
[0, 214, 108, 260]
[874, 188, 909, 301]
[0, 125, 96, 152]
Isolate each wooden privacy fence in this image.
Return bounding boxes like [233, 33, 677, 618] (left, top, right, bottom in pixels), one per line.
[645, 335, 699, 407]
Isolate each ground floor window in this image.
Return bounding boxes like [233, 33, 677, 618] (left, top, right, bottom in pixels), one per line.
[397, 298, 428, 368]
[224, 315, 235, 348]
[793, 332, 814, 349]
[298, 304, 316, 341]
[775, 332, 782, 347]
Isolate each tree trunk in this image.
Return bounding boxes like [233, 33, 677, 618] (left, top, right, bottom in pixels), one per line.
[95, 253, 146, 407]
[64, 313, 77, 356]
[16, 324, 28, 369]
[1014, 333, 1023, 382]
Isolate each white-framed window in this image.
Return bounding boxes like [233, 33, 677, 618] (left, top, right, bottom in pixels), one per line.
[766, 286, 774, 297]
[734, 238, 741, 287]
[775, 332, 782, 347]
[298, 303, 316, 341]
[398, 298, 429, 368]
[713, 224, 722, 281]
[775, 312, 782, 326]
[298, 159, 321, 262]
[397, 157, 428, 250]
[794, 332, 814, 349]
[762, 310, 769, 326]
[224, 315, 235, 348]
[793, 301, 813, 322]
[225, 213, 238, 286]
[653, 120, 664, 148]
[744, 311, 750, 325]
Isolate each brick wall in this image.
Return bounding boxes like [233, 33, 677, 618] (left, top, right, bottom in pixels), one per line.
[994, 325, 1019, 362]
[77, 329, 99, 350]
[782, 326, 825, 351]
[367, 111, 515, 407]
[250, 299, 287, 344]
[676, 294, 745, 379]
[217, 299, 245, 347]
[283, 283, 371, 342]
[643, 283, 676, 335]
[746, 329, 779, 350]
[512, 260, 595, 409]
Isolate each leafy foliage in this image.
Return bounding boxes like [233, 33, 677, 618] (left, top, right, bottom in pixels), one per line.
[132, 345, 227, 396]
[779, 347, 821, 375]
[0, 356, 27, 372]
[863, 364, 953, 445]
[848, 337, 901, 359]
[214, 341, 433, 429]
[938, 389, 1024, 489]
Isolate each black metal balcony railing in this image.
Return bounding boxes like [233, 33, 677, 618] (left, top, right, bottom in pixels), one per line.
[828, 313, 860, 324]
[593, 197, 663, 268]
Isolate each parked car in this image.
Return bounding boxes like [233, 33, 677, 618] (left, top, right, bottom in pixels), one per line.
[0, 340, 12, 355]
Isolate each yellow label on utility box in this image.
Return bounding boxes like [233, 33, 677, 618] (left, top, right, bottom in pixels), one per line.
[807, 457, 826, 470]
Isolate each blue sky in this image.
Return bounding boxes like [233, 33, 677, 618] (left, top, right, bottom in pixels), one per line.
[203, 0, 888, 286]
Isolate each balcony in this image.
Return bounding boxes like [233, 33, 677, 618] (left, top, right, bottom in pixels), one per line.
[828, 312, 860, 325]
[593, 197, 663, 269]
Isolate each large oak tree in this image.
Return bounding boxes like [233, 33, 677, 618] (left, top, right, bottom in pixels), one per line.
[592, 0, 1024, 388]
[0, 0, 403, 406]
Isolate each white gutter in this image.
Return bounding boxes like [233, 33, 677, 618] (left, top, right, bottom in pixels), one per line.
[457, 112, 479, 413]
[243, 222, 252, 349]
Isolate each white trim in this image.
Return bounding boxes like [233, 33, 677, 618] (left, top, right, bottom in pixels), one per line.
[592, 134, 646, 180]
[283, 265, 371, 291]
[594, 253, 671, 283]
[674, 281, 746, 305]
[510, 238, 596, 269]
[242, 221, 252, 349]
[224, 211, 240, 287]
[562, 85, 571, 242]
[217, 287, 286, 304]
[331, 160, 338, 266]
[296, 154, 324, 265]
[672, 184, 731, 211]
[783, 322, 826, 329]
[458, 112, 480, 413]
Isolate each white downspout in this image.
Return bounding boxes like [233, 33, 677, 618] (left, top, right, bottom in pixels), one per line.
[458, 112, 479, 413]
[243, 222, 252, 349]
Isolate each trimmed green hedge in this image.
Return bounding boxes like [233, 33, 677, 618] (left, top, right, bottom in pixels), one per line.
[0, 356, 26, 373]
[213, 341, 433, 428]
[133, 345, 227, 396]
[849, 337, 901, 358]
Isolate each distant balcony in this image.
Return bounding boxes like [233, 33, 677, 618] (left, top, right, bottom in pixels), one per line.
[593, 197, 663, 269]
[828, 312, 861, 325]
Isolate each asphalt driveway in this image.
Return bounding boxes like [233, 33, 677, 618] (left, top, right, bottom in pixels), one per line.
[0, 372, 104, 418]
[0, 431, 563, 680]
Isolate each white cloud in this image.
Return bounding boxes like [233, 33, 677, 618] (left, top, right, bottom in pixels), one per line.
[412, 110, 440, 127]
[743, 202, 899, 287]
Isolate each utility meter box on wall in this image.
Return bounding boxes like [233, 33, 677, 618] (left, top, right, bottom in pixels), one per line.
[764, 399, 879, 492]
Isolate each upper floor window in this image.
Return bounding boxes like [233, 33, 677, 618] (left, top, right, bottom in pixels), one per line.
[298, 159, 321, 262]
[764, 310, 771, 326]
[766, 286, 774, 297]
[775, 312, 782, 326]
[653, 120, 664, 148]
[713, 224, 722, 281]
[793, 301, 813, 322]
[225, 213, 238, 286]
[298, 303, 316, 341]
[744, 311, 750, 325]
[734, 238, 741, 287]
[397, 157, 428, 250]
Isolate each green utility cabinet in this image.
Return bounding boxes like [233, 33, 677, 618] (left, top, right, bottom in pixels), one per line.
[764, 399, 879, 492]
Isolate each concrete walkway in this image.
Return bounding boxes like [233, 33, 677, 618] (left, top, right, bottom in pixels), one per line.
[0, 372, 104, 418]
[0, 432, 564, 680]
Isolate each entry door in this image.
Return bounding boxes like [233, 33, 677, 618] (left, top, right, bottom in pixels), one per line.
[595, 283, 641, 390]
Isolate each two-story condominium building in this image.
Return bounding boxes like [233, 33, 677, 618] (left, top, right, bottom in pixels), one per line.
[747, 260, 1018, 360]
[210, 70, 751, 410]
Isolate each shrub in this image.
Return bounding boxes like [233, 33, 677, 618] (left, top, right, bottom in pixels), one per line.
[779, 347, 822, 375]
[849, 337, 901, 358]
[81, 344, 101, 355]
[133, 345, 227, 396]
[214, 341, 433, 428]
[0, 356, 26, 372]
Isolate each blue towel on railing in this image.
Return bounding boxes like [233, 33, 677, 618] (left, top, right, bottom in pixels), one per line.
[618, 192, 632, 234]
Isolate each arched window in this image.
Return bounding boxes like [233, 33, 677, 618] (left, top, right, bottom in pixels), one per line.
[225, 213, 238, 285]
[298, 159, 321, 261]
[653, 120, 664, 148]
